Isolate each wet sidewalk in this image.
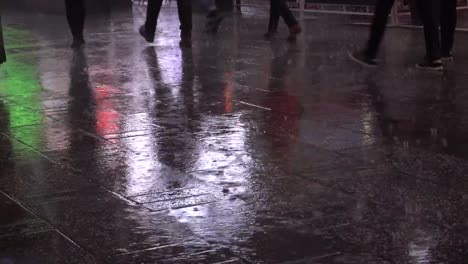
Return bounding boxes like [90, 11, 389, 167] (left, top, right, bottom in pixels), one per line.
[1, 5, 468, 264]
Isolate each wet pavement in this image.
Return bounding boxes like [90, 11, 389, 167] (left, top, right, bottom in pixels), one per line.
[1, 4, 468, 264]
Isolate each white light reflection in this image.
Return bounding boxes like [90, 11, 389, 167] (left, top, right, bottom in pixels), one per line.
[408, 229, 435, 264]
[157, 47, 183, 97]
[120, 44, 159, 197]
[169, 112, 253, 243]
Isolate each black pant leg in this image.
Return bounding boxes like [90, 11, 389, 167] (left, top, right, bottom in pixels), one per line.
[440, 0, 457, 55]
[145, 0, 163, 36]
[365, 0, 395, 59]
[177, 0, 192, 33]
[65, 0, 85, 38]
[268, 0, 280, 33]
[275, 0, 297, 28]
[0, 17, 5, 64]
[417, 0, 441, 60]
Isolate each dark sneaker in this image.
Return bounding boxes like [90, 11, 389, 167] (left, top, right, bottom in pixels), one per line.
[287, 24, 302, 42]
[139, 25, 155, 43]
[348, 51, 377, 68]
[416, 59, 443, 71]
[71, 37, 85, 49]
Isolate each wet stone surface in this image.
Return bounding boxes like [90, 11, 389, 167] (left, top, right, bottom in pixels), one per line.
[1, 4, 468, 264]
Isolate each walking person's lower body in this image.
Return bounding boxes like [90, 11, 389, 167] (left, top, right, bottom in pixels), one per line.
[349, 0, 395, 67]
[264, 0, 301, 41]
[139, 0, 192, 46]
[416, 0, 457, 71]
[65, 0, 86, 49]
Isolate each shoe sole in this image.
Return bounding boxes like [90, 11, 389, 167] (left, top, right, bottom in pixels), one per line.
[347, 51, 377, 68]
[441, 57, 454, 62]
[416, 64, 443, 72]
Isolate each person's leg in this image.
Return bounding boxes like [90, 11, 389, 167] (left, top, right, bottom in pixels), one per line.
[65, 0, 86, 47]
[417, 0, 441, 61]
[176, 0, 192, 45]
[365, 0, 395, 59]
[0, 17, 5, 64]
[275, 0, 298, 28]
[140, 0, 163, 43]
[266, 0, 280, 35]
[416, 0, 443, 70]
[145, 0, 163, 36]
[440, 0, 457, 57]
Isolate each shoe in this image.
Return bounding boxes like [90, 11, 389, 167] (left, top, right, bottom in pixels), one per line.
[442, 52, 453, 62]
[71, 37, 85, 49]
[287, 24, 301, 42]
[348, 51, 377, 68]
[416, 59, 443, 71]
[139, 25, 155, 43]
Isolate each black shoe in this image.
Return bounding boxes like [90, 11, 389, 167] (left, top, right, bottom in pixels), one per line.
[416, 59, 443, 71]
[71, 37, 85, 49]
[348, 51, 377, 68]
[139, 25, 155, 43]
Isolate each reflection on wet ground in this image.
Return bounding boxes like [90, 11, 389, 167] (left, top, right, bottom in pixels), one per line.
[1, 5, 468, 264]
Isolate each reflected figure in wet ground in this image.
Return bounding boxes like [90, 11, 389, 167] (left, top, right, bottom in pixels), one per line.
[139, 0, 192, 46]
[264, 44, 301, 163]
[202, 0, 225, 34]
[0, 16, 6, 64]
[0, 100, 11, 167]
[143, 46, 199, 170]
[416, 0, 457, 70]
[67, 50, 98, 154]
[264, 0, 302, 41]
[65, 0, 86, 49]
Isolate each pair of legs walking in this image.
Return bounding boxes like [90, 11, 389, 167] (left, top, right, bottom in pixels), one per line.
[266, 0, 301, 39]
[417, 0, 457, 62]
[140, 0, 192, 44]
[352, 0, 457, 70]
[64, 0, 192, 47]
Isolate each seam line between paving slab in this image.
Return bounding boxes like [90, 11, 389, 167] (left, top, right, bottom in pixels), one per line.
[0, 190, 102, 263]
[116, 243, 180, 256]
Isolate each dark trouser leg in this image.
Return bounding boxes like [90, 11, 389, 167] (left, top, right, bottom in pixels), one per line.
[177, 0, 192, 34]
[145, 0, 163, 36]
[365, 0, 395, 59]
[417, 0, 441, 61]
[274, 0, 298, 27]
[0, 17, 5, 63]
[65, 0, 85, 39]
[268, 0, 280, 33]
[440, 0, 457, 56]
